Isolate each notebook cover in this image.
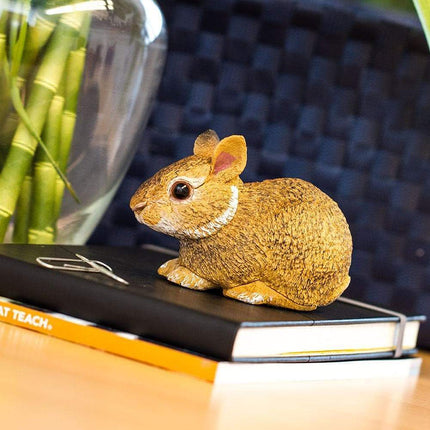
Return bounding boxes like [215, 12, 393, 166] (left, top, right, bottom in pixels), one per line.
[0, 244, 424, 360]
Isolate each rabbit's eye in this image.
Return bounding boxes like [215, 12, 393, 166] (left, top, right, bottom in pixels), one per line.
[171, 182, 192, 200]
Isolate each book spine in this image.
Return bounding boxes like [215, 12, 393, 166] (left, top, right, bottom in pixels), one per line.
[0, 298, 218, 382]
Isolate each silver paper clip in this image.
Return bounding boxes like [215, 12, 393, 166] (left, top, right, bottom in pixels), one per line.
[36, 254, 129, 285]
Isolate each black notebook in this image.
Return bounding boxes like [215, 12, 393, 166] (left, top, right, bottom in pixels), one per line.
[0, 244, 424, 362]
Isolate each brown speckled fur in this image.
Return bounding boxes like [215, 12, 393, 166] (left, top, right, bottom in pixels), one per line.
[130, 131, 352, 310]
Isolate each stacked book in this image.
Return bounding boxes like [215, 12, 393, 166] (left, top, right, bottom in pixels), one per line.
[0, 244, 425, 384]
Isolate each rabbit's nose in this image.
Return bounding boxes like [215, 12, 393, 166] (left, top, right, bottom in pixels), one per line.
[131, 201, 147, 212]
[131, 201, 148, 224]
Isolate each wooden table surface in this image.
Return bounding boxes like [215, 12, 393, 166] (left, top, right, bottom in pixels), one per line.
[0, 321, 429, 430]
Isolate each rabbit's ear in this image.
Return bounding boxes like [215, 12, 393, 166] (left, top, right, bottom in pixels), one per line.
[194, 129, 219, 158]
[211, 135, 247, 180]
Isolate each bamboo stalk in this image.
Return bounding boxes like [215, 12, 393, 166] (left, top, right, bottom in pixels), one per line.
[0, 113, 19, 167]
[58, 13, 91, 176]
[54, 34, 89, 221]
[12, 171, 32, 243]
[0, 11, 9, 129]
[27, 94, 64, 244]
[0, 10, 7, 31]
[0, 12, 86, 241]
[19, 13, 57, 80]
[12, 12, 60, 243]
[0, 8, 27, 169]
[1, 13, 58, 166]
[0, 32, 7, 135]
[77, 10, 91, 50]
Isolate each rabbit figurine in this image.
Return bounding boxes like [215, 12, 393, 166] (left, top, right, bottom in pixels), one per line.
[130, 130, 352, 310]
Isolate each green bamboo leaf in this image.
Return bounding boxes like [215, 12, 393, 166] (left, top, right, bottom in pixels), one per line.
[8, 78, 80, 203]
[9, 10, 28, 79]
[413, 0, 430, 50]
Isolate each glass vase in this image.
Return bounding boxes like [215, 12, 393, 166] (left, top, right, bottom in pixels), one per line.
[0, 0, 166, 244]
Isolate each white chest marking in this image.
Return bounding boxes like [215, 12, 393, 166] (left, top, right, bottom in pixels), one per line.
[185, 185, 239, 239]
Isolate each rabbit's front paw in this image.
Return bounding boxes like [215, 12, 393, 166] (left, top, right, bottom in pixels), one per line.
[158, 258, 218, 290]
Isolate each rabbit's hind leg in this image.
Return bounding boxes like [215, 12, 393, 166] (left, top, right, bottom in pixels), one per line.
[158, 258, 218, 290]
[223, 282, 316, 310]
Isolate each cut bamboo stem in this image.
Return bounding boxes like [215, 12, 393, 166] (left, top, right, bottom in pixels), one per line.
[0, 113, 19, 167]
[27, 94, 64, 244]
[12, 171, 32, 243]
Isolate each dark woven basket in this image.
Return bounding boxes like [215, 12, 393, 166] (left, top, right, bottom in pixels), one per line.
[89, 0, 430, 348]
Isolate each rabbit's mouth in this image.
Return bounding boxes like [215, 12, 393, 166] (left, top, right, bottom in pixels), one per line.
[132, 200, 164, 228]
